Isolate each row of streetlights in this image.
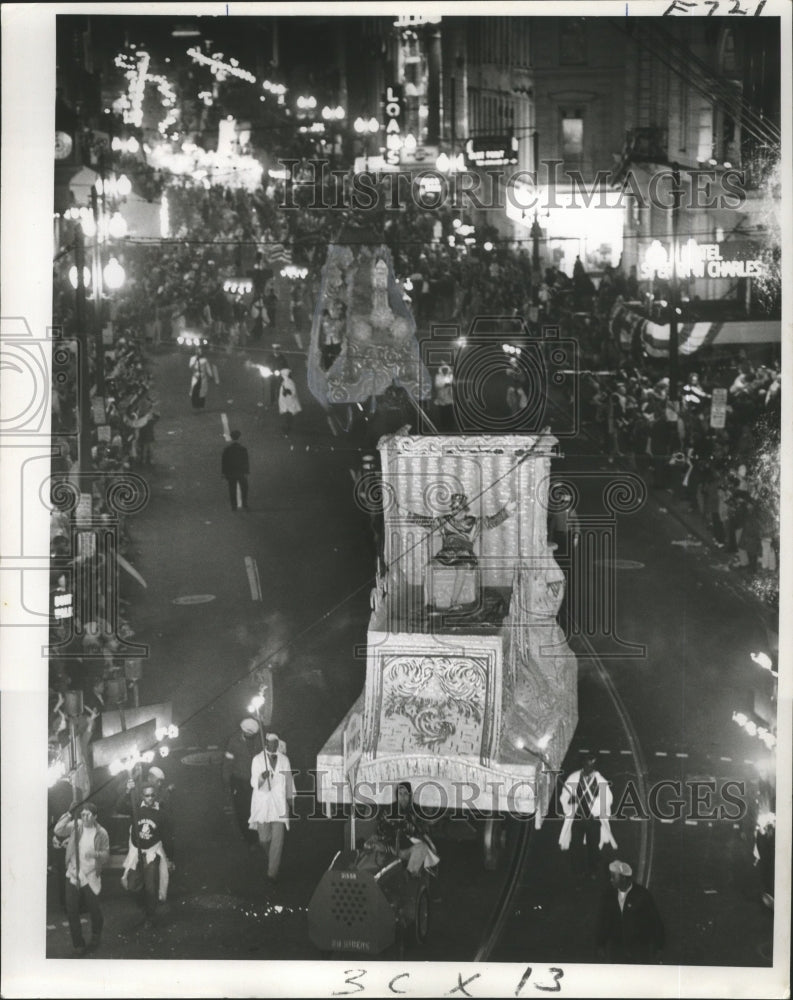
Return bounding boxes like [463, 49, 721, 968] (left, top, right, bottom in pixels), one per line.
[62, 167, 129, 472]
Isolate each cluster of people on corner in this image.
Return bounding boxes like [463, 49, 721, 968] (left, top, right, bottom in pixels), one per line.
[577, 355, 780, 577]
[51, 762, 175, 956]
[47, 326, 155, 757]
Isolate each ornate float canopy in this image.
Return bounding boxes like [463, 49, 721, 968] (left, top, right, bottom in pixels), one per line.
[307, 227, 431, 407]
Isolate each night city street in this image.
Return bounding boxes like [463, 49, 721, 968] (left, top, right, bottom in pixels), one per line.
[0, 5, 790, 999]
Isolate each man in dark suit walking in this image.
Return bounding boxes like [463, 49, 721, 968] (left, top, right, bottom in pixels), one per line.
[596, 860, 665, 964]
[221, 430, 250, 511]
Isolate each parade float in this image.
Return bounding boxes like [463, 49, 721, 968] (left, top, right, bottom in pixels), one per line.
[315, 431, 579, 859]
[306, 227, 431, 413]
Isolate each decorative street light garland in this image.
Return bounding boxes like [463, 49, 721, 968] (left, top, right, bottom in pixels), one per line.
[114, 50, 179, 136]
[187, 46, 256, 84]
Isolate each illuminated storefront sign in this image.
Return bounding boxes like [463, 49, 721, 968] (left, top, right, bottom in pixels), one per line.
[394, 15, 442, 27]
[383, 85, 403, 167]
[465, 135, 518, 167]
[52, 591, 74, 620]
[640, 239, 765, 280]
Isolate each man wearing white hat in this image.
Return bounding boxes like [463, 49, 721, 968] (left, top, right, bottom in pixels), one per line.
[596, 860, 665, 963]
[146, 766, 174, 812]
[249, 733, 295, 881]
[222, 719, 261, 848]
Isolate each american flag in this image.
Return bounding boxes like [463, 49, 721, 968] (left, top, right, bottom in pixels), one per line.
[261, 242, 293, 267]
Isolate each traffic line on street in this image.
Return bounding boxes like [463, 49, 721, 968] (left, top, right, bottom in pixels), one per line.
[244, 556, 263, 601]
[675, 753, 689, 758]
[293, 332, 303, 349]
[327, 416, 339, 437]
[620, 749, 632, 755]
[598, 749, 611, 754]
[655, 751, 668, 756]
[221, 412, 231, 441]
[720, 756, 733, 762]
[349, 469, 357, 482]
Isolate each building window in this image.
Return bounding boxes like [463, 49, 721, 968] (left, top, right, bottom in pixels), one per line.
[720, 29, 737, 75]
[561, 109, 584, 159]
[559, 19, 586, 65]
[678, 80, 689, 152]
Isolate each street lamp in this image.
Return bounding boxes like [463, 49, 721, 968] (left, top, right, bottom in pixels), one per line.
[435, 152, 464, 174]
[354, 117, 378, 134]
[107, 212, 128, 239]
[103, 257, 126, 291]
[69, 265, 91, 290]
[354, 117, 380, 168]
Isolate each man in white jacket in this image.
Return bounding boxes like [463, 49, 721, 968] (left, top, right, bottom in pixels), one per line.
[558, 754, 617, 879]
[249, 733, 295, 882]
[53, 802, 110, 954]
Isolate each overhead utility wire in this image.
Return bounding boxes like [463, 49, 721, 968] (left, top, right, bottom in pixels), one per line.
[653, 22, 781, 144]
[608, 19, 781, 152]
[610, 17, 780, 147]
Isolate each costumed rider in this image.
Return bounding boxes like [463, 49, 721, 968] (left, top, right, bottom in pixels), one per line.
[399, 493, 516, 611]
[368, 783, 440, 877]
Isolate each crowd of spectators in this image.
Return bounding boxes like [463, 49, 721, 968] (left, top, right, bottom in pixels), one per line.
[542, 273, 782, 603]
[52, 168, 781, 737]
[50, 267, 159, 777]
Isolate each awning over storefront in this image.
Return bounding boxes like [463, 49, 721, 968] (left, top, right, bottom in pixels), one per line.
[610, 300, 780, 358]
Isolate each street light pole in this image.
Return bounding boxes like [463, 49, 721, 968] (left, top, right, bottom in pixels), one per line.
[73, 228, 93, 476]
[90, 185, 106, 397]
[668, 164, 682, 405]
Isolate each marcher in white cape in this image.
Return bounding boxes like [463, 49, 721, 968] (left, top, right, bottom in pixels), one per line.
[558, 755, 617, 878]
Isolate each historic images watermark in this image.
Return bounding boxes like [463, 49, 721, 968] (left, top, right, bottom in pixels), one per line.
[277, 158, 748, 213]
[289, 774, 750, 823]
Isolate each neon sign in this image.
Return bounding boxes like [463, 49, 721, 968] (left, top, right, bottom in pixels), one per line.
[641, 239, 765, 280]
[383, 85, 403, 167]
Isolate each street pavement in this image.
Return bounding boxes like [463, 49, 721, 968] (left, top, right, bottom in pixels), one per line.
[46, 332, 776, 967]
[493, 386, 775, 967]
